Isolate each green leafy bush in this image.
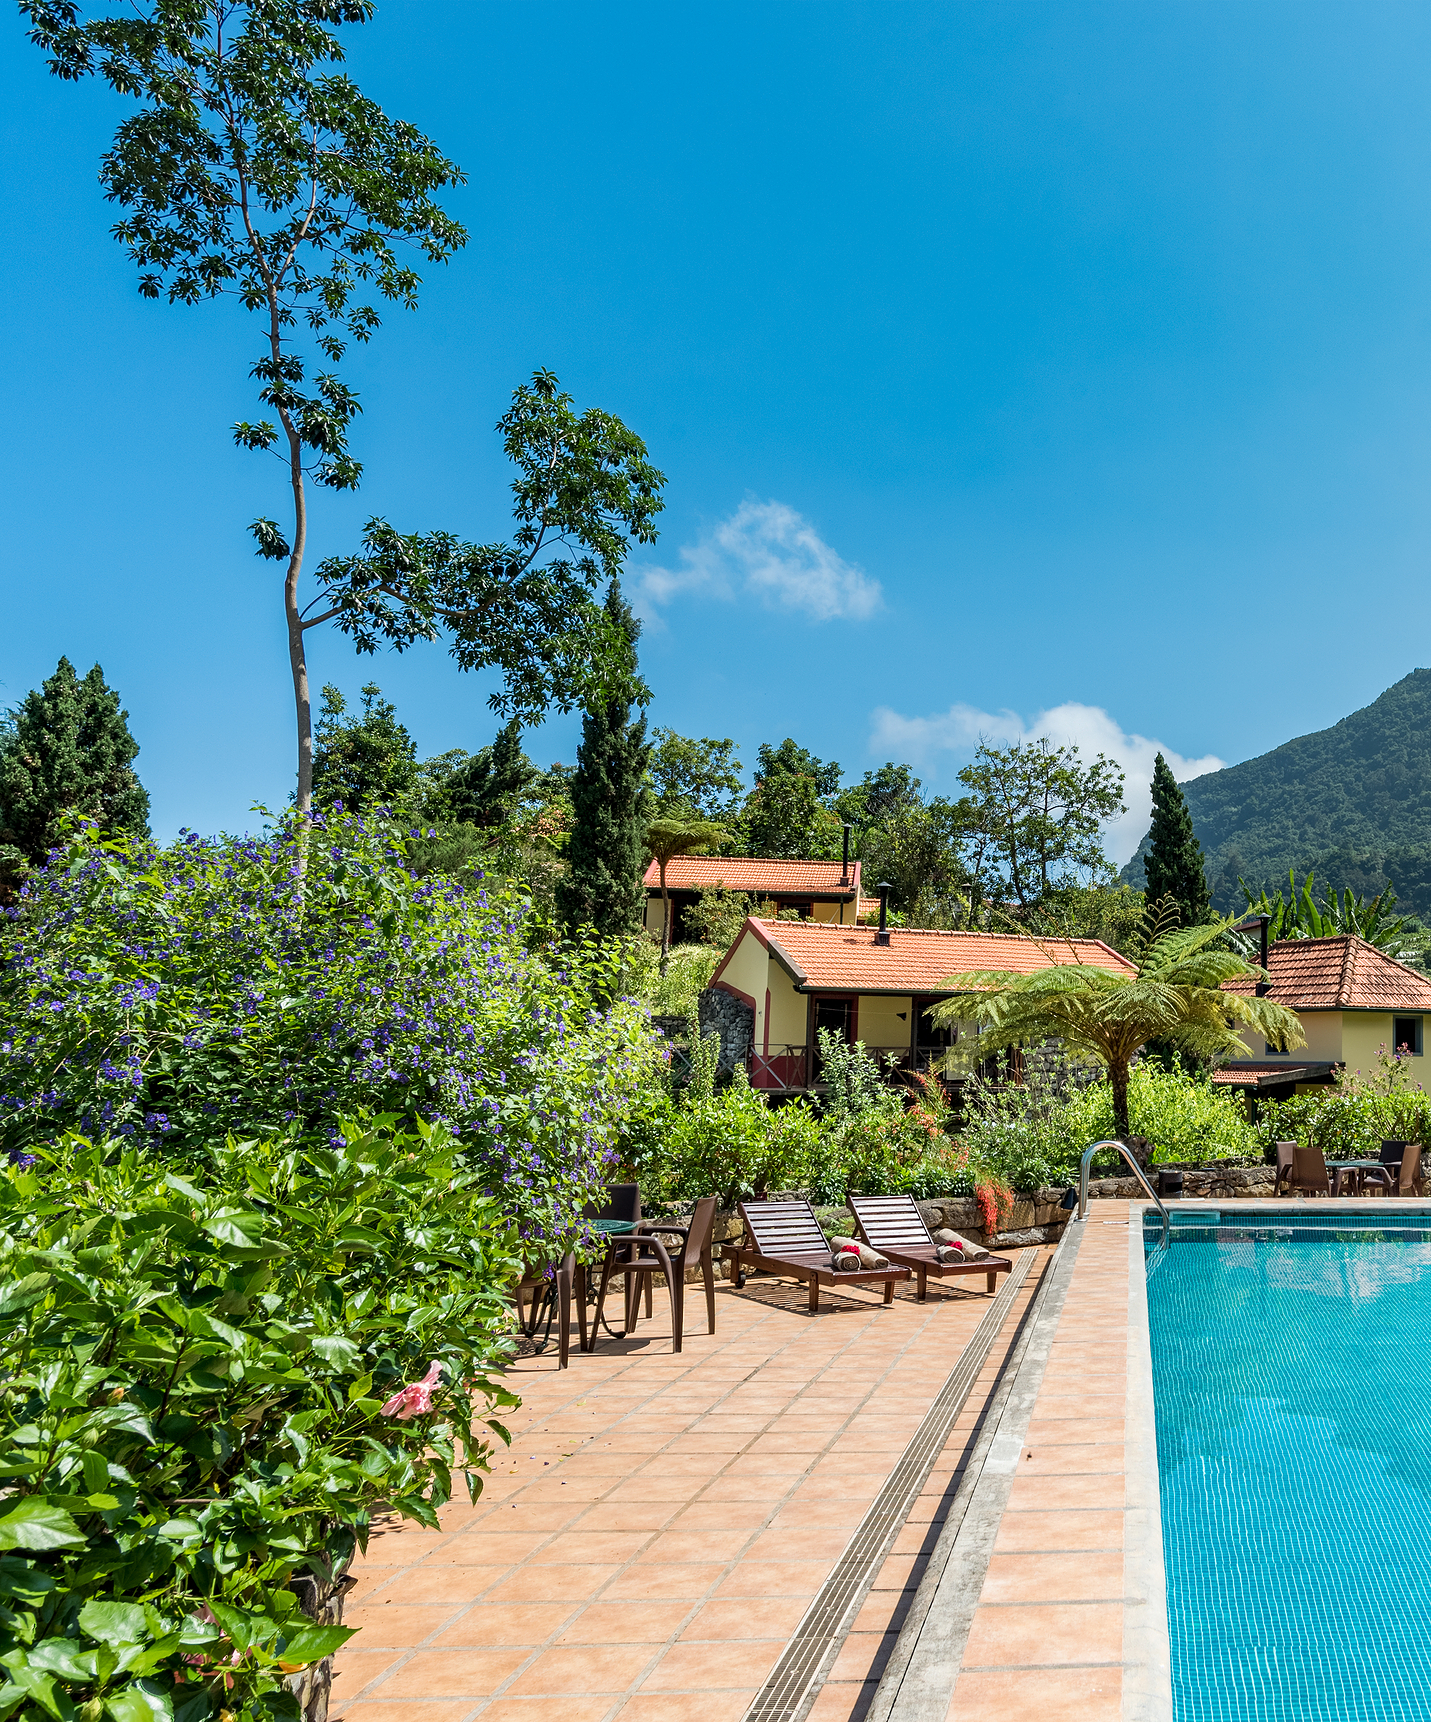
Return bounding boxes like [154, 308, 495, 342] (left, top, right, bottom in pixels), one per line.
[0, 819, 657, 1256]
[0, 1117, 518, 1722]
[1259, 1047, 1431, 1160]
[959, 1063, 1259, 1188]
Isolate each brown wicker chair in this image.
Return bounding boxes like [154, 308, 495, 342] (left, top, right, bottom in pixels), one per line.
[847, 1194, 1013, 1300]
[1273, 1141, 1297, 1197]
[1397, 1143, 1425, 1197]
[601, 1195, 722, 1350]
[1291, 1143, 1332, 1197]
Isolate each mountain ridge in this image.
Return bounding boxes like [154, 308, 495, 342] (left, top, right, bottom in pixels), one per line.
[1121, 669, 1431, 919]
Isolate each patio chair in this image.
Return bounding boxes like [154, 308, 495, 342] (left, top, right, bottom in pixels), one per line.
[594, 1196, 721, 1353]
[1397, 1143, 1425, 1197]
[1359, 1141, 1406, 1198]
[721, 1199, 910, 1312]
[514, 1253, 586, 1368]
[1273, 1141, 1297, 1197]
[1291, 1143, 1332, 1198]
[848, 1194, 1013, 1300]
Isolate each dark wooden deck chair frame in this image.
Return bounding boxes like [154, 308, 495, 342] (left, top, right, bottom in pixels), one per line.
[848, 1194, 1013, 1300]
[722, 1199, 909, 1312]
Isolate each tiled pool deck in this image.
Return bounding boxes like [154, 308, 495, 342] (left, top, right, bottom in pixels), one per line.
[332, 1205, 1152, 1722]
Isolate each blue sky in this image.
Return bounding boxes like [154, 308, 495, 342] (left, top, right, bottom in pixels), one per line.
[4, 1, 1431, 861]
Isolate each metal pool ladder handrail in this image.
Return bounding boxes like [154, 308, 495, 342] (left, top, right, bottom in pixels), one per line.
[1077, 1138, 1170, 1250]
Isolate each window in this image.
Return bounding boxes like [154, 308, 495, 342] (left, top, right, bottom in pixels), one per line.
[1393, 1016, 1424, 1057]
[1265, 1034, 1288, 1057]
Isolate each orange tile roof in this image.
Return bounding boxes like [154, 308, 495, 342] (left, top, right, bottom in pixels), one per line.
[715, 917, 1136, 995]
[641, 856, 860, 897]
[1210, 1063, 1322, 1086]
[1222, 936, 1431, 1011]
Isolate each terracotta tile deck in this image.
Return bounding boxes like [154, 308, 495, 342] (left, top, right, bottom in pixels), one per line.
[334, 1252, 1051, 1722]
[946, 1202, 1142, 1722]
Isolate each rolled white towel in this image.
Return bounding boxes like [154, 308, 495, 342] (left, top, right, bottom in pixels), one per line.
[932, 1227, 990, 1261]
[831, 1244, 863, 1272]
[830, 1234, 891, 1270]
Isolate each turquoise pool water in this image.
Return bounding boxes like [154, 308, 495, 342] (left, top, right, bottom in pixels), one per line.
[1146, 1210, 1431, 1721]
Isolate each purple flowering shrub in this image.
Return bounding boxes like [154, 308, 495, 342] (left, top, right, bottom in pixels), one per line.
[0, 818, 659, 1255]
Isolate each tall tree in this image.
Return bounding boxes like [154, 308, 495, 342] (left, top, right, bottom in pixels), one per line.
[310, 683, 418, 815]
[556, 585, 651, 938]
[23, 8, 661, 825]
[958, 739, 1125, 910]
[424, 721, 536, 831]
[739, 739, 843, 858]
[645, 817, 726, 965]
[1144, 753, 1211, 928]
[0, 659, 149, 894]
[648, 731, 743, 821]
[754, 739, 843, 802]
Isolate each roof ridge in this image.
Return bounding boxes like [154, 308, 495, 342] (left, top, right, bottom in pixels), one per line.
[750, 916, 1110, 946]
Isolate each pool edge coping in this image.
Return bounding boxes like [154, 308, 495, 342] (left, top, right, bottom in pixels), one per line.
[1124, 1205, 1173, 1722]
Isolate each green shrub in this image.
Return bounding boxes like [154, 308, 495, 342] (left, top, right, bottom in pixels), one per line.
[1259, 1047, 1431, 1160]
[958, 1063, 1259, 1188]
[650, 946, 720, 1017]
[0, 818, 658, 1256]
[0, 1117, 518, 1722]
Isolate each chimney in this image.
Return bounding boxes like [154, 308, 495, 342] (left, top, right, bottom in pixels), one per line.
[875, 881, 892, 947]
[840, 824, 851, 886]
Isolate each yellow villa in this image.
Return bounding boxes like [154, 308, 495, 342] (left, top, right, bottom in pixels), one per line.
[707, 915, 1136, 1093]
[641, 855, 863, 945]
[1216, 933, 1431, 1101]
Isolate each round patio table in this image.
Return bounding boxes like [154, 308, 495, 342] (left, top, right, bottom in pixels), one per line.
[1326, 1158, 1395, 1196]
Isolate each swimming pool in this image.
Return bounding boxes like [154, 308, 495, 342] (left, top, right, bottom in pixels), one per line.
[1146, 1207, 1431, 1721]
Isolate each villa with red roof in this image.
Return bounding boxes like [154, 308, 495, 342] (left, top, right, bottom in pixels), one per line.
[707, 914, 1136, 1092]
[641, 855, 862, 944]
[1216, 934, 1431, 1099]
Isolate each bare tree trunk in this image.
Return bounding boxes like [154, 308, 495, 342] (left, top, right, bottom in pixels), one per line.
[285, 439, 311, 822]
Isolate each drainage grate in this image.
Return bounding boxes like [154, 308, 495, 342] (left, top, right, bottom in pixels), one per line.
[740, 1250, 1038, 1722]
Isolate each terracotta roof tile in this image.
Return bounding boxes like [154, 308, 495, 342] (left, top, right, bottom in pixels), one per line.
[641, 856, 860, 896]
[1211, 1063, 1316, 1086]
[723, 917, 1136, 995]
[1222, 936, 1431, 1011]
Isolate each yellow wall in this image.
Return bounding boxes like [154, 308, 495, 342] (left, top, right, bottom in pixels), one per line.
[765, 966, 808, 1048]
[857, 993, 913, 1055]
[713, 925, 769, 1019]
[1296, 1012, 1344, 1062]
[1340, 1012, 1428, 1086]
[812, 901, 855, 923]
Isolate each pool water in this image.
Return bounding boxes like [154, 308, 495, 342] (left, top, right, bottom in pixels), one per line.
[1146, 1210, 1431, 1721]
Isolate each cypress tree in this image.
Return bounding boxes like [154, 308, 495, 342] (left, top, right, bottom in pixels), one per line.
[0, 659, 149, 894]
[1144, 752, 1211, 927]
[556, 584, 651, 937]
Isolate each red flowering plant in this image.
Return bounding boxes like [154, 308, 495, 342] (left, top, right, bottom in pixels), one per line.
[0, 1117, 518, 1722]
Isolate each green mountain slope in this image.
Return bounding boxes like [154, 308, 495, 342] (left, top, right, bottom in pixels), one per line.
[1122, 669, 1431, 918]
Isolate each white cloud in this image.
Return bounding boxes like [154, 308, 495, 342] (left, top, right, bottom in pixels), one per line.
[634, 498, 882, 623]
[868, 700, 1225, 867]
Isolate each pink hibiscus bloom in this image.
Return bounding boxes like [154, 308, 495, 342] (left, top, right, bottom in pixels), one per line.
[380, 1361, 445, 1419]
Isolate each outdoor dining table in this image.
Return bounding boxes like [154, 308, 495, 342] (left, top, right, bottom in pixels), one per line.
[579, 1217, 679, 1351]
[1326, 1158, 1397, 1196]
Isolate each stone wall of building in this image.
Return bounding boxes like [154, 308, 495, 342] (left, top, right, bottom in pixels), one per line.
[698, 987, 755, 1074]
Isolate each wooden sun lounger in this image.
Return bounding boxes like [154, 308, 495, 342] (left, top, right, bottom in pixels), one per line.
[722, 1199, 910, 1312]
[848, 1194, 1013, 1301]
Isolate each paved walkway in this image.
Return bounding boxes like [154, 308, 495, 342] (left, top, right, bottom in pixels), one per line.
[332, 1251, 1051, 1722]
[943, 1204, 1143, 1722]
